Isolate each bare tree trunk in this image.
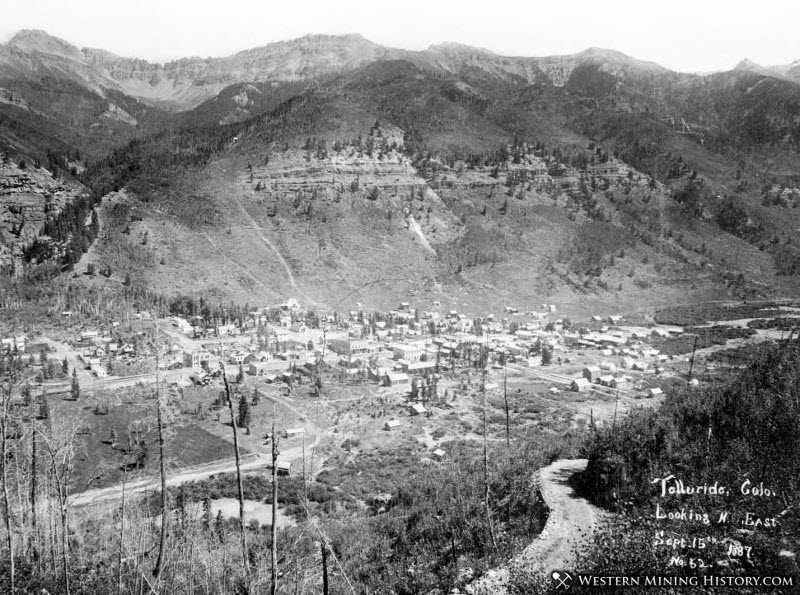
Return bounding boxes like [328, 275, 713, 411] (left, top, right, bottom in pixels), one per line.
[321, 540, 329, 595]
[309, 520, 357, 595]
[270, 419, 278, 595]
[59, 479, 70, 594]
[47, 472, 55, 575]
[221, 365, 249, 589]
[301, 433, 307, 517]
[118, 461, 128, 595]
[46, 450, 71, 595]
[481, 376, 498, 554]
[30, 394, 38, 567]
[13, 422, 26, 566]
[187, 535, 196, 595]
[1, 386, 15, 593]
[152, 386, 168, 580]
[502, 368, 510, 447]
[687, 335, 699, 382]
[153, 317, 168, 581]
[134, 515, 146, 595]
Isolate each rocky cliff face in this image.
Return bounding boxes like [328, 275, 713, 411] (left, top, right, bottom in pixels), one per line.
[0, 154, 85, 270]
[0, 30, 688, 112]
[1, 31, 395, 110]
[82, 33, 394, 109]
[0, 30, 113, 91]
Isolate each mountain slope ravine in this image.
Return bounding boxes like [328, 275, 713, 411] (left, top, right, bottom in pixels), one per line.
[463, 458, 606, 594]
[228, 191, 318, 306]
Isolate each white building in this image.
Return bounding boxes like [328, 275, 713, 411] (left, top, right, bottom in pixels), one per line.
[391, 343, 424, 362]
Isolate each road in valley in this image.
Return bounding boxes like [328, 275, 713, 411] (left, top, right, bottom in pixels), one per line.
[69, 452, 267, 507]
[69, 422, 325, 508]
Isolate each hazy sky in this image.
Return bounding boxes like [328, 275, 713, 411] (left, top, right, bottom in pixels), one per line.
[2, 0, 798, 73]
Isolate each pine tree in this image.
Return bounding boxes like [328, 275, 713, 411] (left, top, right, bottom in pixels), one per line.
[135, 440, 148, 469]
[71, 368, 80, 401]
[215, 510, 225, 543]
[202, 496, 212, 532]
[541, 345, 553, 366]
[39, 399, 50, 420]
[62, 357, 68, 375]
[237, 390, 251, 430]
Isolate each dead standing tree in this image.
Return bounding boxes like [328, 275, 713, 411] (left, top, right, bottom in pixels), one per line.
[28, 387, 39, 569]
[38, 414, 80, 595]
[481, 369, 498, 554]
[152, 316, 168, 581]
[218, 328, 250, 590]
[502, 367, 510, 446]
[270, 414, 278, 595]
[1, 383, 15, 592]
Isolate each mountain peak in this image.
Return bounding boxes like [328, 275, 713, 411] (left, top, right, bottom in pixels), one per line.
[734, 58, 765, 71]
[580, 46, 629, 58]
[287, 33, 378, 48]
[426, 41, 496, 56]
[733, 58, 791, 80]
[298, 32, 370, 42]
[6, 29, 81, 58]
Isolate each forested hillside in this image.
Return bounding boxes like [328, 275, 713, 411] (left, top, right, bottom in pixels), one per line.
[560, 338, 800, 593]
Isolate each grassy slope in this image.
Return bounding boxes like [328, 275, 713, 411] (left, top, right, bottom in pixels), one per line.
[75, 146, 745, 316]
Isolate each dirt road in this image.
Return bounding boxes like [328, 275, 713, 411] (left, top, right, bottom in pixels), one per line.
[464, 458, 606, 594]
[68, 452, 268, 507]
[69, 411, 325, 508]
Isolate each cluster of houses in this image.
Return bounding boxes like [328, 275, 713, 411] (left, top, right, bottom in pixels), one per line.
[570, 362, 633, 392]
[162, 298, 679, 398]
[75, 329, 139, 378]
[1, 335, 26, 354]
[569, 346, 670, 394]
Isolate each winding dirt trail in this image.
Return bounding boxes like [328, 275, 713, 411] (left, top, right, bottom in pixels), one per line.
[228, 193, 318, 306]
[464, 458, 606, 594]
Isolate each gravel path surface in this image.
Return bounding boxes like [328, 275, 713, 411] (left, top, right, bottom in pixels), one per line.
[461, 458, 606, 594]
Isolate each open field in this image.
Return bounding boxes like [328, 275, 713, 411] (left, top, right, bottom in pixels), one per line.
[52, 393, 243, 492]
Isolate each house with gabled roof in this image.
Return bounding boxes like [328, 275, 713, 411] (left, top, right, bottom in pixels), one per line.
[583, 365, 601, 383]
[571, 378, 591, 392]
[409, 403, 427, 416]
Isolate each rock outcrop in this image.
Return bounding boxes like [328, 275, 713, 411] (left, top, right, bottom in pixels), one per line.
[0, 154, 86, 270]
